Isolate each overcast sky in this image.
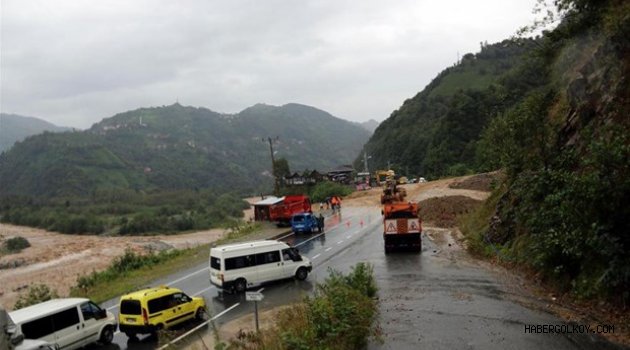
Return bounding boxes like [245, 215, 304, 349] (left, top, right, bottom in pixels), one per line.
[1, 0, 539, 129]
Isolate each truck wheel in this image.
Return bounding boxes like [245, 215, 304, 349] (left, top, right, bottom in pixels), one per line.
[295, 267, 308, 281]
[235, 278, 247, 293]
[100, 325, 114, 344]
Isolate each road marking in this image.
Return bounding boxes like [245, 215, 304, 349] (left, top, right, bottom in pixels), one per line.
[157, 303, 240, 350]
[312, 254, 321, 260]
[325, 247, 332, 252]
[193, 286, 216, 296]
[276, 232, 295, 240]
[294, 231, 326, 247]
[337, 241, 343, 245]
[346, 235, 351, 239]
[168, 266, 210, 286]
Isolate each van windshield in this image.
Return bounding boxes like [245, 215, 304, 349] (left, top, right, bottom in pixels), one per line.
[120, 300, 141, 315]
[292, 215, 305, 222]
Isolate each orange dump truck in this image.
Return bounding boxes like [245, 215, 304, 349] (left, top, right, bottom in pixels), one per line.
[381, 178, 422, 253]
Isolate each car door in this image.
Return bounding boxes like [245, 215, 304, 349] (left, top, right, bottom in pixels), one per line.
[281, 248, 303, 278]
[173, 293, 195, 324]
[51, 307, 84, 350]
[255, 250, 282, 282]
[80, 302, 103, 346]
[164, 293, 190, 327]
[281, 248, 297, 278]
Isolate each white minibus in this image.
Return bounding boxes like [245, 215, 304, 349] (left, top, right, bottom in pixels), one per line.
[9, 298, 117, 350]
[209, 240, 312, 293]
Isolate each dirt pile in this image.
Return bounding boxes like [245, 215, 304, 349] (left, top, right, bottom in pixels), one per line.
[448, 172, 501, 192]
[419, 195, 482, 227]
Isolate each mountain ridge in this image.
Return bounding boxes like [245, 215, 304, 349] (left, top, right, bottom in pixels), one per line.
[0, 113, 72, 152]
[0, 103, 370, 199]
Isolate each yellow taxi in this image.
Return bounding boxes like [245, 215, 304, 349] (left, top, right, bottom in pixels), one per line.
[118, 285, 206, 338]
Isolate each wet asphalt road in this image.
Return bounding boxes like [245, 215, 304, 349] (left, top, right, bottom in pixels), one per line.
[89, 206, 624, 350]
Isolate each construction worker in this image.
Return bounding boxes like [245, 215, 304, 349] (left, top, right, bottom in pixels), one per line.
[318, 213, 325, 232]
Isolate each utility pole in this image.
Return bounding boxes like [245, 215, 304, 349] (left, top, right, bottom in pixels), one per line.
[387, 160, 391, 170]
[264, 137, 280, 196]
[363, 152, 371, 173]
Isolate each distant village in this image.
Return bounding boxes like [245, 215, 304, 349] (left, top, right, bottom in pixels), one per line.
[281, 165, 358, 186]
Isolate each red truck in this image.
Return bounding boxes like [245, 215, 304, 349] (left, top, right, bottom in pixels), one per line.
[261, 195, 312, 226]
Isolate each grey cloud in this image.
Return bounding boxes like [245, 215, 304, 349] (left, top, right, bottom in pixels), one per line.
[1, 0, 538, 128]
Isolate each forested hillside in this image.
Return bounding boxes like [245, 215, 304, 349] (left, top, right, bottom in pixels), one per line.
[358, 0, 629, 306]
[356, 39, 540, 177]
[0, 103, 369, 235]
[460, 0, 629, 305]
[0, 113, 71, 152]
[0, 103, 369, 199]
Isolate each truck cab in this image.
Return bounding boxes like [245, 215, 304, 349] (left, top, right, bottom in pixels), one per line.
[291, 213, 320, 234]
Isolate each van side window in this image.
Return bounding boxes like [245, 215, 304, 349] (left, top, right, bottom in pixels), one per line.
[173, 293, 192, 305]
[225, 255, 255, 270]
[255, 251, 280, 265]
[148, 294, 175, 314]
[52, 308, 80, 331]
[81, 302, 101, 321]
[282, 248, 301, 262]
[282, 249, 291, 261]
[22, 315, 54, 339]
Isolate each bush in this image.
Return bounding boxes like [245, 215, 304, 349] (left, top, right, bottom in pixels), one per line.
[2, 236, 31, 254]
[224, 263, 379, 350]
[14, 284, 59, 310]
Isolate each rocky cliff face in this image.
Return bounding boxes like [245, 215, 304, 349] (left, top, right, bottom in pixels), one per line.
[561, 30, 629, 148]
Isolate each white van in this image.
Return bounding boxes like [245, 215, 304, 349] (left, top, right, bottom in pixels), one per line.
[209, 240, 312, 293]
[9, 298, 117, 350]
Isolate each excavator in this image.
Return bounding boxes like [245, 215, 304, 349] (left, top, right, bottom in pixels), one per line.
[381, 175, 422, 253]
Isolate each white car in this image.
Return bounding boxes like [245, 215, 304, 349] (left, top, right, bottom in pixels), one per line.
[9, 298, 117, 350]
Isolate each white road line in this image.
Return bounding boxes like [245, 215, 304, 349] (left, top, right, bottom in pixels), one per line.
[346, 235, 351, 239]
[276, 232, 295, 240]
[294, 231, 326, 247]
[337, 241, 343, 245]
[312, 254, 321, 260]
[325, 247, 332, 252]
[168, 267, 209, 286]
[105, 267, 210, 311]
[157, 303, 241, 350]
[193, 286, 216, 296]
